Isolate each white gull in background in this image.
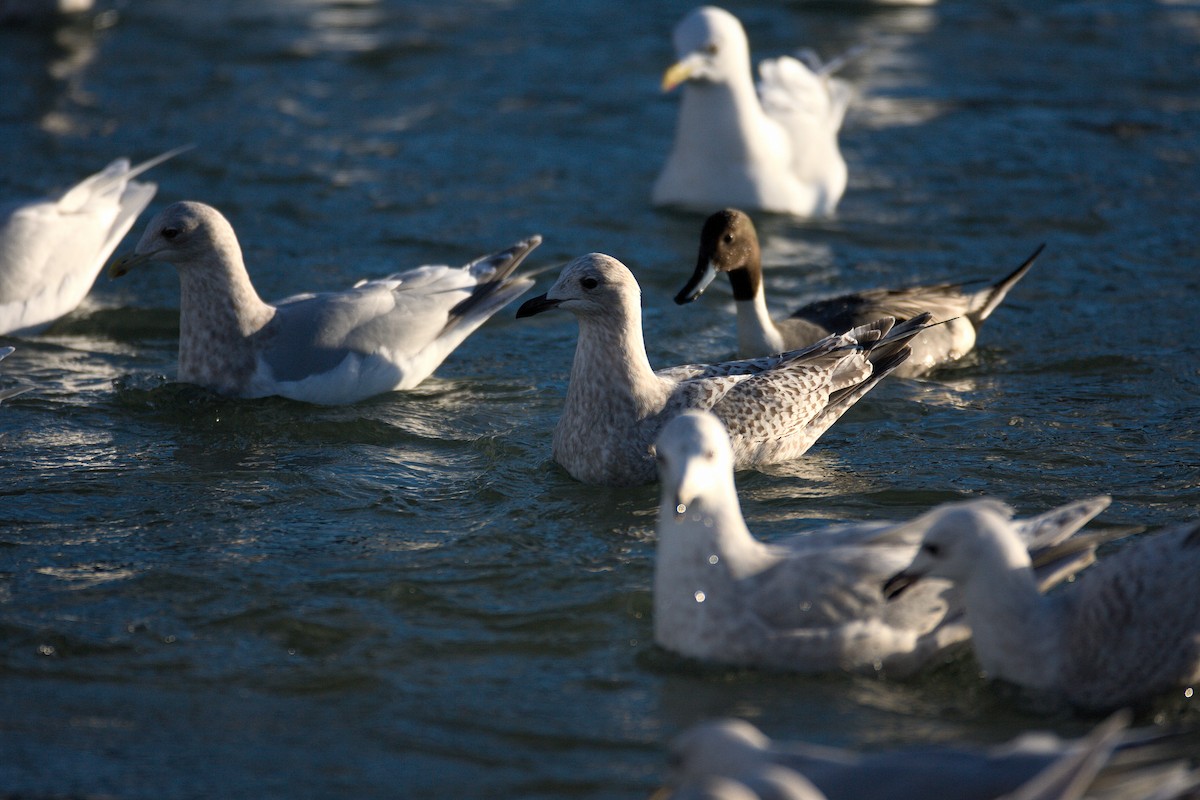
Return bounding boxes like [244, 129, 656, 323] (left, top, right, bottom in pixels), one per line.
[516, 254, 926, 486]
[651, 410, 1112, 673]
[0, 147, 185, 336]
[653, 6, 852, 218]
[884, 502, 1200, 712]
[109, 201, 538, 405]
[658, 714, 1200, 800]
[675, 209, 1041, 377]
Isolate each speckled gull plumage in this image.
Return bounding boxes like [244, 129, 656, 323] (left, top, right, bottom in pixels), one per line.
[516, 253, 928, 486]
[675, 209, 1042, 378]
[0, 146, 187, 336]
[659, 714, 1200, 800]
[651, 410, 1112, 677]
[109, 201, 539, 405]
[653, 6, 851, 218]
[886, 503, 1200, 712]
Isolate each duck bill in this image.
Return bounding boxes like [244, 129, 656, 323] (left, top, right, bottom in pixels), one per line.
[674, 260, 718, 305]
[107, 250, 158, 279]
[515, 293, 562, 318]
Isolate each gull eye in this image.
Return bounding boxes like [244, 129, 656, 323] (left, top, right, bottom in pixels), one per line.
[702, 43, 718, 56]
[162, 228, 180, 240]
[703, 449, 716, 461]
[581, 277, 599, 290]
[922, 542, 942, 557]
[722, 233, 734, 244]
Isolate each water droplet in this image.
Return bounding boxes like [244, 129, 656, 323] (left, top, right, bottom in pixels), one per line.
[675, 503, 686, 515]
[707, 554, 719, 565]
[38, 644, 55, 656]
[693, 590, 706, 603]
[1186, 687, 1194, 699]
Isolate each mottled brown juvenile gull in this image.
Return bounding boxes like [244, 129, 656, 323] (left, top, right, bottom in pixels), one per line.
[516, 253, 926, 486]
[676, 209, 1042, 377]
[884, 502, 1200, 712]
[653, 6, 851, 218]
[651, 410, 1111, 675]
[109, 201, 539, 405]
[0, 147, 186, 336]
[658, 714, 1199, 800]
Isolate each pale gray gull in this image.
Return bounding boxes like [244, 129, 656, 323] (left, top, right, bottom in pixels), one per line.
[657, 714, 1200, 800]
[651, 409, 1113, 674]
[653, 6, 852, 218]
[0, 147, 186, 336]
[884, 502, 1200, 712]
[675, 209, 1041, 377]
[109, 201, 539, 405]
[515, 253, 927, 486]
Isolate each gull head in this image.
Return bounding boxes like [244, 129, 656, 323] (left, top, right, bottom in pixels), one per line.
[654, 410, 735, 521]
[109, 201, 240, 278]
[662, 6, 752, 91]
[675, 208, 761, 304]
[882, 500, 1019, 600]
[515, 253, 640, 321]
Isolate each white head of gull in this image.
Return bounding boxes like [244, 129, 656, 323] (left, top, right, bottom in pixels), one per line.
[885, 502, 1200, 711]
[516, 253, 928, 487]
[675, 209, 1043, 377]
[110, 201, 539, 405]
[650, 409, 1113, 675]
[0, 146, 187, 336]
[659, 713, 1199, 800]
[653, 6, 851, 218]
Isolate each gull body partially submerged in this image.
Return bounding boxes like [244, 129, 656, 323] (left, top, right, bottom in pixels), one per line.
[517, 254, 926, 486]
[111, 201, 539, 405]
[652, 410, 1112, 675]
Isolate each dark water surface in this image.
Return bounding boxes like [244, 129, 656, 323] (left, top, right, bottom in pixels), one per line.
[1, 1, 1199, 797]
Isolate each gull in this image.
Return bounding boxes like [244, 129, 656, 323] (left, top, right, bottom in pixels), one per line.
[651, 409, 1112, 674]
[515, 254, 927, 486]
[884, 501, 1200, 712]
[675, 209, 1041, 377]
[657, 714, 1200, 800]
[0, 147, 186, 336]
[653, 6, 852, 218]
[109, 201, 539, 405]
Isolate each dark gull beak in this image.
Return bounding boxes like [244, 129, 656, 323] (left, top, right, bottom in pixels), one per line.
[881, 570, 919, 600]
[516, 293, 562, 318]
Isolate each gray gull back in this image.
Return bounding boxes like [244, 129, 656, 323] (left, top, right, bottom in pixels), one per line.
[109, 201, 539, 405]
[885, 502, 1200, 712]
[651, 410, 1112, 675]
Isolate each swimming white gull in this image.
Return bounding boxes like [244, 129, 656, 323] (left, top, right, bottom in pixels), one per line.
[653, 6, 851, 218]
[109, 201, 539, 405]
[884, 501, 1200, 711]
[652, 409, 1112, 674]
[0, 147, 186, 336]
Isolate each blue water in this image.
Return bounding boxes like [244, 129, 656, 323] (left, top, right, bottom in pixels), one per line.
[1, 1, 1198, 797]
